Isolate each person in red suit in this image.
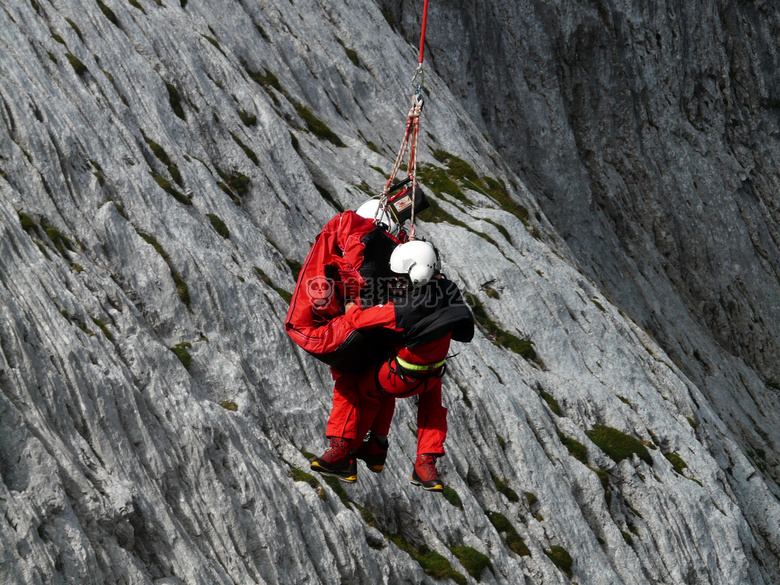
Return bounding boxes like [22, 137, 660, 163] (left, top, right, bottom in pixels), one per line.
[285, 191, 429, 480]
[310, 240, 474, 491]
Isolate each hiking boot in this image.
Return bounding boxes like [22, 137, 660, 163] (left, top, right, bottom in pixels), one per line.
[311, 437, 357, 483]
[410, 454, 443, 491]
[355, 433, 388, 473]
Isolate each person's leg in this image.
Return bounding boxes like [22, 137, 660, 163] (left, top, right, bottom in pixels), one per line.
[360, 336, 451, 488]
[314, 370, 362, 482]
[324, 370, 361, 445]
[393, 336, 451, 491]
[376, 335, 451, 398]
[354, 365, 395, 473]
[324, 365, 400, 447]
[416, 377, 447, 457]
[371, 393, 396, 437]
[375, 358, 429, 397]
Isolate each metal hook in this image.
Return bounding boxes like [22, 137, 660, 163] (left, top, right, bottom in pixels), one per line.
[411, 63, 424, 93]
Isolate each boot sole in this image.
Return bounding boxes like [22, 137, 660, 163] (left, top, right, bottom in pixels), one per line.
[357, 461, 384, 473]
[311, 461, 357, 483]
[410, 477, 443, 491]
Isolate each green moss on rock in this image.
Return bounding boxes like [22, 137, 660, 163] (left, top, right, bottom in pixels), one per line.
[492, 475, 519, 502]
[487, 511, 530, 556]
[171, 342, 192, 368]
[96, 0, 119, 26]
[586, 425, 653, 466]
[664, 451, 688, 474]
[138, 231, 191, 307]
[166, 83, 185, 120]
[238, 108, 257, 126]
[91, 317, 114, 342]
[388, 534, 465, 585]
[66, 53, 88, 76]
[230, 132, 259, 165]
[442, 486, 462, 509]
[18, 211, 36, 233]
[465, 293, 541, 365]
[253, 266, 291, 302]
[152, 174, 190, 205]
[545, 545, 573, 577]
[321, 476, 349, 507]
[289, 466, 323, 496]
[450, 546, 491, 581]
[540, 388, 563, 416]
[40, 218, 76, 256]
[294, 104, 345, 147]
[206, 213, 229, 239]
[559, 433, 588, 464]
[143, 132, 184, 187]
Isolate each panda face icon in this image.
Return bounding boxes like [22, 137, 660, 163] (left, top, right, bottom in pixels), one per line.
[306, 276, 334, 306]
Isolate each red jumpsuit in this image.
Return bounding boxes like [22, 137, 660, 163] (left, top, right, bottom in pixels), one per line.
[322, 303, 401, 447]
[325, 273, 474, 456]
[363, 334, 451, 456]
[324, 310, 451, 455]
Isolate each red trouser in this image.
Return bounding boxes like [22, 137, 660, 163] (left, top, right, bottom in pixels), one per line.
[325, 369, 395, 449]
[325, 335, 451, 456]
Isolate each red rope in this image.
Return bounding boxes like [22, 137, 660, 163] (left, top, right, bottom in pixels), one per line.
[382, 94, 423, 199]
[418, 0, 430, 64]
[381, 0, 430, 240]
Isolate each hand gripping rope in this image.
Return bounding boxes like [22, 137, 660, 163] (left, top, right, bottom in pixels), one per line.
[378, 0, 430, 241]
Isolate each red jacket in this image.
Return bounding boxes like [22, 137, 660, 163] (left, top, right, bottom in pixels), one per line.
[284, 211, 402, 371]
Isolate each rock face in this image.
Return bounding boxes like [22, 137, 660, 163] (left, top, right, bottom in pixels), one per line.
[384, 0, 780, 506]
[0, 1, 778, 584]
[390, 0, 780, 374]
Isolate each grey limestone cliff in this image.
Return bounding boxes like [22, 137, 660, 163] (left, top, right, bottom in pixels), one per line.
[385, 0, 780, 513]
[1, 1, 779, 584]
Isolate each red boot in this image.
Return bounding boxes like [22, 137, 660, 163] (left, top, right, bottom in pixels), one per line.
[311, 438, 357, 483]
[410, 454, 443, 491]
[355, 432, 389, 473]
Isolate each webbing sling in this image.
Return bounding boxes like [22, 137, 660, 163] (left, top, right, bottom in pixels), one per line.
[395, 356, 446, 372]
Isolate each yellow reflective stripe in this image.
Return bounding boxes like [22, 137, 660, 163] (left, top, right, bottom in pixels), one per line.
[395, 356, 446, 371]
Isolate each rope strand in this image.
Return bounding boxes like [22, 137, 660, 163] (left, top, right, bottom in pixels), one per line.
[381, 0, 430, 240]
[382, 93, 423, 239]
[418, 0, 430, 64]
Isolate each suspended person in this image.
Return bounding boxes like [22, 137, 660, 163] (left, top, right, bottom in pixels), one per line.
[285, 187, 430, 479]
[311, 240, 474, 491]
[307, 0, 438, 484]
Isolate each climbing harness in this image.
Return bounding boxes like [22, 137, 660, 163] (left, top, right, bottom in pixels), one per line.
[378, 0, 430, 241]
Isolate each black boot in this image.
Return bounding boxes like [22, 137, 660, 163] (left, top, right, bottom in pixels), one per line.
[355, 432, 389, 473]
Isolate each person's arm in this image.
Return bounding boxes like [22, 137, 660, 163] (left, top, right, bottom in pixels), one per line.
[344, 302, 400, 331]
[336, 212, 375, 303]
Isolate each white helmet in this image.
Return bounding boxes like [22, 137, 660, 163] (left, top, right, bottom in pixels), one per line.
[390, 240, 438, 286]
[356, 199, 399, 235]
